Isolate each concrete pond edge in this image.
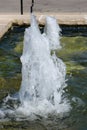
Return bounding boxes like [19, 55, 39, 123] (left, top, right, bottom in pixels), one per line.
[0, 12, 87, 39]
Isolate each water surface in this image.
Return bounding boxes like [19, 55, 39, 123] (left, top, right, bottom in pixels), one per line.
[0, 26, 87, 130]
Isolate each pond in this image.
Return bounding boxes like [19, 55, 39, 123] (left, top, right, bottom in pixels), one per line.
[0, 25, 87, 130]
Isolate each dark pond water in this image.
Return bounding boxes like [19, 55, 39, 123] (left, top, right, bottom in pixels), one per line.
[0, 26, 87, 130]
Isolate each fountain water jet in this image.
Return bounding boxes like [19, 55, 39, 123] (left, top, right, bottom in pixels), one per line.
[0, 15, 70, 120]
[16, 15, 70, 117]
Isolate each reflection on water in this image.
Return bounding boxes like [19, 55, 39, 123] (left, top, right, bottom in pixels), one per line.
[0, 26, 87, 130]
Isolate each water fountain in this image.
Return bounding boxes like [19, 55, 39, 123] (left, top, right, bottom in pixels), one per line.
[0, 13, 87, 130]
[15, 14, 70, 117]
[0, 14, 70, 121]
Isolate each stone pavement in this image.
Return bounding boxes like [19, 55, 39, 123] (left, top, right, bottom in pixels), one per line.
[0, 0, 87, 14]
[0, 0, 87, 39]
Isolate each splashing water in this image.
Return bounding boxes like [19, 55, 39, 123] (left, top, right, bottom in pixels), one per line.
[0, 15, 70, 120]
[16, 15, 70, 117]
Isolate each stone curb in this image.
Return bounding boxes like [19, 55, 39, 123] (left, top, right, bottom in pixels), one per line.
[0, 13, 87, 39]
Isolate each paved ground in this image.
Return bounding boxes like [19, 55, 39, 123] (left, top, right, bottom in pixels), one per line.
[0, 0, 87, 14]
[0, 0, 87, 39]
